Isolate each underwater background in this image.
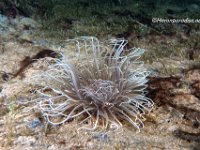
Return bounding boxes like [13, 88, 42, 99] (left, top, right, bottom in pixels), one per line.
[0, 0, 200, 149]
[1, 0, 200, 37]
[1, 0, 200, 61]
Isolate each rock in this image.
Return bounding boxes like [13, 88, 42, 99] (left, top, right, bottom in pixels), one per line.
[0, 26, 16, 40]
[168, 125, 179, 132]
[48, 145, 56, 150]
[0, 14, 7, 24]
[93, 133, 110, 143]
[20, 17, 40, 29]
[15, 17, 40, 30]
[0, 105, 9, 116]
[0, 14, 16, 38]
[18, 30, 33, 42]
[13, 136, 36, 146]
[186, 69, 200, 83]
[32, 39, 50, 47]
[26, 118, 43, 129]
[0, 15, 40, 41]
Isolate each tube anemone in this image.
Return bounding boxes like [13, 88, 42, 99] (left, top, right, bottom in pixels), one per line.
[33, 36, 153, 131]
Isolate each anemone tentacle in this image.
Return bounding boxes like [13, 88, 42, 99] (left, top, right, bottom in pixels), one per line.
[33, 36, 154, 131]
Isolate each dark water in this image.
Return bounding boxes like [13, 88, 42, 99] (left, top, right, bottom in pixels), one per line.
[1, 0, 199, 18]
[0, 0, 199, 38]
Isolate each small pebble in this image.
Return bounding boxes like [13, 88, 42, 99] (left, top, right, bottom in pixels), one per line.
[93, 133, 109, 143]
[26, 118, 42, 129]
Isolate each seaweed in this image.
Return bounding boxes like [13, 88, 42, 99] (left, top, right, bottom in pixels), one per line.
[173, 129, 200, 149]
[0, 49, 59, 82]
[14, 49, 59, 77]
[173, 129, 200, 146]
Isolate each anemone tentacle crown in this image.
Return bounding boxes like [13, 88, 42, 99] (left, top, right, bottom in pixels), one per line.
[34, 36, 154, 131]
